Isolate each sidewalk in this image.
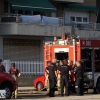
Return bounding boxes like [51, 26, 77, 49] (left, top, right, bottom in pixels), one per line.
[18, 87, 35, 90]
[18, 87, 36, 93]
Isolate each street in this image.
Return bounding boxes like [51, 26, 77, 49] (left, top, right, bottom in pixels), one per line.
[16, 91, 100, 100]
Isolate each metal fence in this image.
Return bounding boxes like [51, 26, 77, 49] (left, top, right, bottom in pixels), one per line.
[3, 60, 44, 75]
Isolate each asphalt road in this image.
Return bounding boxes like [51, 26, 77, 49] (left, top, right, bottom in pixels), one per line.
[16, 91, 100, 100]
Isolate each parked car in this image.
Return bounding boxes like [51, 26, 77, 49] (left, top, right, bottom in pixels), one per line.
[0, 72, 17, 99]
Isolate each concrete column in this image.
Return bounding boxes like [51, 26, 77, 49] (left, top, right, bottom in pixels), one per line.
[0, 0, 4, 16]
[40, 39, 44, 61]
[8, 2, 11, 15]
[0, 36, 3, 60]
[89, 12, 96, 23]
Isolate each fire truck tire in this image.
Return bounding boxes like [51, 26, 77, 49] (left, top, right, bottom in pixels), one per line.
[36, 82, 44, 91]
[96, 77, 100, 93]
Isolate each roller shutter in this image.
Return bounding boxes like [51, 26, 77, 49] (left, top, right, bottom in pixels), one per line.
[3, 38, 40, 61]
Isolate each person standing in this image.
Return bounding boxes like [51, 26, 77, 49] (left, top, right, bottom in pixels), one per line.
[59, 60, 71, 96]
[46, 59, 57, 97]
[63, 59, 71, 94]
[8, 63, 21, 99]
[57, 60, 61, 95]
[0, 59, 6, 72]
[74, 61, 84, 96]
[45, 61, 51, 95]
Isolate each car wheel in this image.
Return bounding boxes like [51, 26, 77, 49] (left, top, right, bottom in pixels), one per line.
[37, 82, 43, 91]
[1, 84, 12, 99]
[96, 77, 100, 93]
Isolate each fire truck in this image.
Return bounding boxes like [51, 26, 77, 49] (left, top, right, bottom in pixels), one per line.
[34, 34, 100, 93]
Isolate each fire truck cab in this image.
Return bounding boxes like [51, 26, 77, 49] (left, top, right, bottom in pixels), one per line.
[34, 35, 100, 93]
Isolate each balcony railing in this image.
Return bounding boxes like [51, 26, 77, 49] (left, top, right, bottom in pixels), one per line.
[65, 22, 100, 31]
[0, 14, 62, 26]
[0, 14, 100, 31]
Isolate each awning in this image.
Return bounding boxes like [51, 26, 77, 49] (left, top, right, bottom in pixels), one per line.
[8, 0, 56, 12]
[64, 4, 100, 12]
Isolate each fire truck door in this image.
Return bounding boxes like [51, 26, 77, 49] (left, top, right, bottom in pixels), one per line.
[54, 48, 69, 61]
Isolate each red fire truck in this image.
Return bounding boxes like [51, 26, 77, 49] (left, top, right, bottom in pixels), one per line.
[34, 35, 100, 93]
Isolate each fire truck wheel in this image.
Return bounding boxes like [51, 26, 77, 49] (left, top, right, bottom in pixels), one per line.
[96, 77, 100, 93]
[1, 84, 12, 99]
[37, 82, 44, 91]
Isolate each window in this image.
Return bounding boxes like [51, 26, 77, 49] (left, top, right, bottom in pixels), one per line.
[70, 17, 75, 21]
[76, 17, 82, 22]
[18, 10, 23, 14]
[25, 11, 31, 15]
[83, 17, 88, 22]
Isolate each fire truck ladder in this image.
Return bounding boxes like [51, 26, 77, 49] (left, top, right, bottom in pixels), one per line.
[45, 43, 52, 62]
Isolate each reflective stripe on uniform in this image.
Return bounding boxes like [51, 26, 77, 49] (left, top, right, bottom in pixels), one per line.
[75, 86, 78, 88]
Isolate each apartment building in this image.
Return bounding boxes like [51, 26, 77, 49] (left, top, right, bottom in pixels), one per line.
[51, 0, 99, 23]
[0, 0, 100, 62]
[0, 0, 70, 62]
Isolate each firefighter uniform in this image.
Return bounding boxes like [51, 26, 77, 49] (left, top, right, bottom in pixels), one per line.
[46, 63, 57, 97]
[74, 64, 84, 96]
[8, 66, 20, 98]
[59, 64, 70, 96]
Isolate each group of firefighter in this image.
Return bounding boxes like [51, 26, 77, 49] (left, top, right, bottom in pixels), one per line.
[0, 59, 21, 99]
[45, 58, 84, 97]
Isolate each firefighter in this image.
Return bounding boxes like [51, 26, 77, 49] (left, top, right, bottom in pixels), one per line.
[45, 61, 51, 95]
[63, 59, 71, 94]
[59, 60, 71, 96]
[0, 59, 6, 72]
[8, 63, 21, 99]
[46, 59, 57, 97]
[74, 61, 84, 96]
[57, 60, 61, 95]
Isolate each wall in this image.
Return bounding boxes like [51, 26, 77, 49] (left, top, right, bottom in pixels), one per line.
[83, 0, 96, 6]
[0, 23, 72, 37]
[81, 0, 97, 23]
[0, 36, 3, 60]
[51, 2, 64, 17]
[89, 12, 97, 23]
[96, 0, 100, 22]
[65, 9, 89, 23]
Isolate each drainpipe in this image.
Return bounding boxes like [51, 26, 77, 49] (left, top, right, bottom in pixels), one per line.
[96, 11, 98, 23]
[73, 38, 76, 64]
[63, 8, 65, 25]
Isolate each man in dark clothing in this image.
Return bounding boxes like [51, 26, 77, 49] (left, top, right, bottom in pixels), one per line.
[59, 60, 71, 96]
[0, 59, 6, 72]
[45, 61, 51, 95]
[74, 61, 84, 96]
[46, 59, 57, 97]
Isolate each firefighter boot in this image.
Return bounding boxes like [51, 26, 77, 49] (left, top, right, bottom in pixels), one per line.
[46, 88, 50, 96]
[14, 90, 18, 99]
[58, 87, 61, 95]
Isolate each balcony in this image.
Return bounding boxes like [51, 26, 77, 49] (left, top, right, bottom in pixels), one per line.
[50, 0, 84, 3]
[0, 14, 71, 36]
